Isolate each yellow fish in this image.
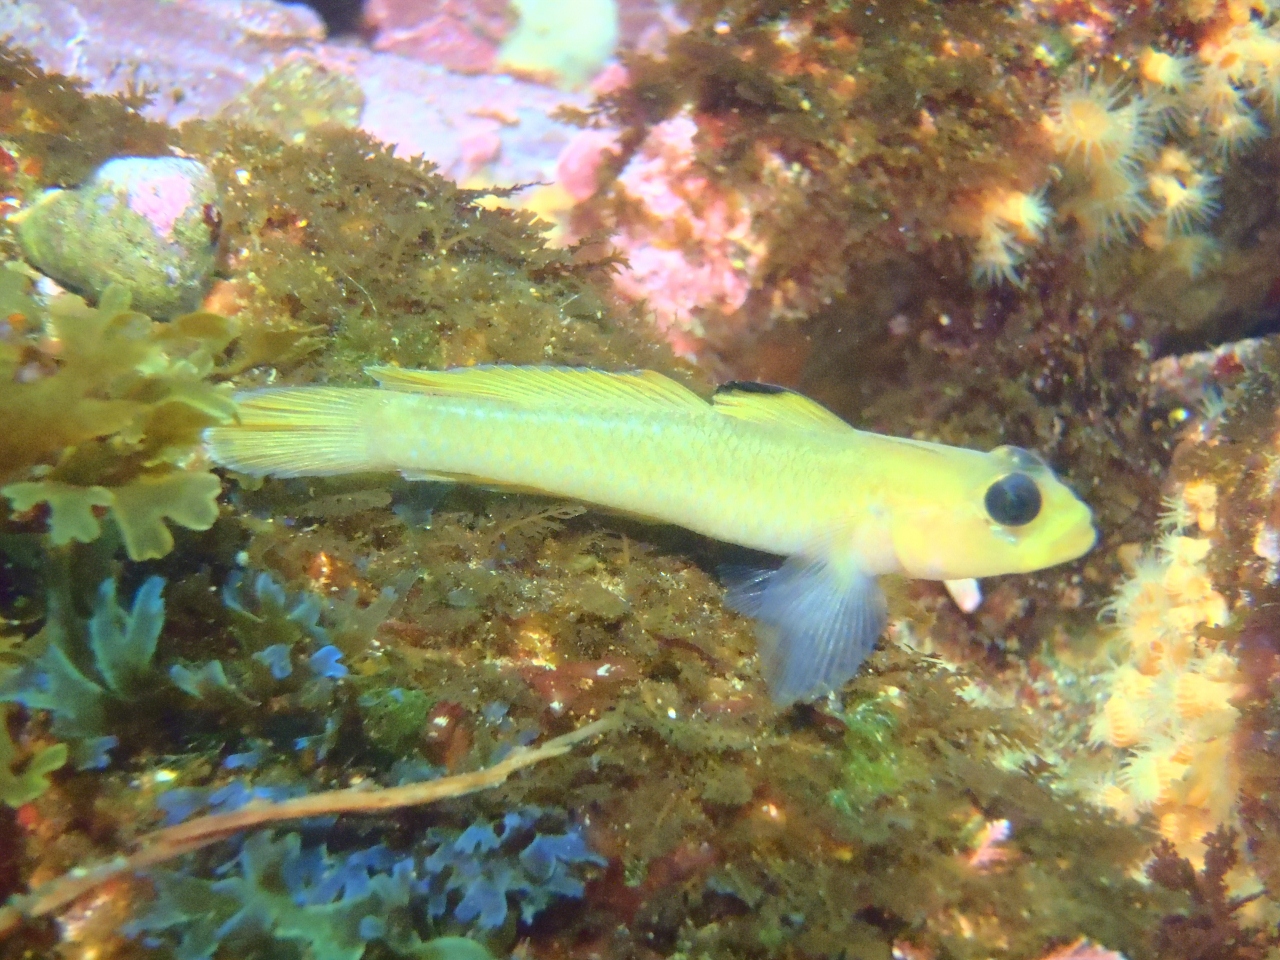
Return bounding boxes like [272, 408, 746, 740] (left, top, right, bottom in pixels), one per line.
[204, 365, 1096, 704]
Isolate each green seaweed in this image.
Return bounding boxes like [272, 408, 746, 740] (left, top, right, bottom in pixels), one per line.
[174, 113, 684, 385]
[136, 831, 422, 960]
[0, 46, 169, 192]
[827, 692, 913, 816]
[0, 577, 165, 768]
[0, 702, 65, 807]
[0, 274, 237, 560]
[217, 59, 365, 145]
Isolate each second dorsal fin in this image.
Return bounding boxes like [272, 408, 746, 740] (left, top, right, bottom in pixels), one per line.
[366, 364, 705, 411]
[712, 380, 853, 432]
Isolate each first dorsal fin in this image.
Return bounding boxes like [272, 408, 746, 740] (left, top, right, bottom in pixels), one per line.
[712, 380, 853, 432]
[366, 364, 705, 411]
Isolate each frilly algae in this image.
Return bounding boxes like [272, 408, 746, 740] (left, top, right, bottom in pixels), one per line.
[0, 270, 235, 560]
[176, 116, 669, 384]
[0, 576, 167, 771]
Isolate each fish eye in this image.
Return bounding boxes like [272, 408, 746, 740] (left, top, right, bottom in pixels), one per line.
[984, 472, 1042, 527]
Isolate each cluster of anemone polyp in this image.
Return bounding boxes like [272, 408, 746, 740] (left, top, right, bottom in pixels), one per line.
[1086, 483, 1244, 870]
[971, 9, 1280, 286]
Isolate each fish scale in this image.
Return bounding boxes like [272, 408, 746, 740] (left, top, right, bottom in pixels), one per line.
[377, 395, 837, 558]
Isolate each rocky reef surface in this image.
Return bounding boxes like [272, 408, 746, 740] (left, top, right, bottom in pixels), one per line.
[0, 0, 591, 185]
[0, 0, 1278, 955]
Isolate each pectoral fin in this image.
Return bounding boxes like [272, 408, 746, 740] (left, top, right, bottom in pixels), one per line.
[723, 556, 886, 706]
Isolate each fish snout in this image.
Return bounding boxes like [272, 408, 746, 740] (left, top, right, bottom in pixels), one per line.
[1048, 502, 1098, 565]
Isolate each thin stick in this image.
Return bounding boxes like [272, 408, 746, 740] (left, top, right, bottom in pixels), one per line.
[0, 715, 617, 937]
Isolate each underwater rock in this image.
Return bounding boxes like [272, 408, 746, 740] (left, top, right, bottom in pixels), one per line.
[0, 0, 591, 188]
[0, 0, 325, 126]
[218, 57, 365, 144]
[366, 0, 513, 73]
[497, 0, 619, 89]
[15, 155, 219, 319]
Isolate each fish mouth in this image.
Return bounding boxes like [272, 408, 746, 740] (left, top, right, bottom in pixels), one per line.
[1065, 521, 1099, 561]
[1048, 505, 1098, 564]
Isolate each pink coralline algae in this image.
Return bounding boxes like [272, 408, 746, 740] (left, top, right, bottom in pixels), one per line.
[555, 129, 622, 202]
[364, 0, 513, 74]
[1033, 938, 1127, 960]
[110, 159, 200, 239]
[608, 113, 764, 356]
[457, 129, 505, 175]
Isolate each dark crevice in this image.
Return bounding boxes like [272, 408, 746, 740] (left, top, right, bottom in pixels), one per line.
[1154, 303, 1280, 360]
[299, 0, 366, 36]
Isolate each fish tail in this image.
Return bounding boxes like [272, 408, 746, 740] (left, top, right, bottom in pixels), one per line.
[204, 387, 385, 477]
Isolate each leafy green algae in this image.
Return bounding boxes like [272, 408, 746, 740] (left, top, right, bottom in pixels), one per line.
[0, 276, 235, 560]
[0, 703, 65, 808]
[0, 577, 167, 770]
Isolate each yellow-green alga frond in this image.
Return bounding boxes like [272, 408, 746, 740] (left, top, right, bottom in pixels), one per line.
[0, 270, 238, 560]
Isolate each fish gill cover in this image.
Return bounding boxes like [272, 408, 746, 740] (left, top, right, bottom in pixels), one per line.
[0, 3, 1277, 957]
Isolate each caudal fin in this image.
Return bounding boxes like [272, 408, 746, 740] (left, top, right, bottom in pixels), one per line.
[203, 387, 383, 477]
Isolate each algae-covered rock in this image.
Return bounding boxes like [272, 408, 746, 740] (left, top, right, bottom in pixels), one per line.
[15, 156, 219, 318]
[218, 59, 365, 144]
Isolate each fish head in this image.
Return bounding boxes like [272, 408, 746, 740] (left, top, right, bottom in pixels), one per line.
[888, 444, 1096, 580]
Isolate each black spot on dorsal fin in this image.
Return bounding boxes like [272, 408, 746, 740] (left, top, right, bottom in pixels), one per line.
[715, 380, 789, 396]
[712, 379, 853, 432]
